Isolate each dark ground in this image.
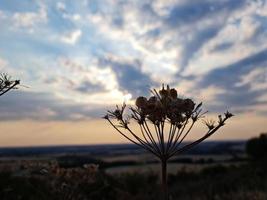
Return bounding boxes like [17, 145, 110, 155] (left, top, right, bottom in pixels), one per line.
[0, 141, 266, 200]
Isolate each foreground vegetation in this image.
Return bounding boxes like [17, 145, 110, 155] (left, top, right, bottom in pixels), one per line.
[0, 134, 266, 200]
[0, 160, 266, 200]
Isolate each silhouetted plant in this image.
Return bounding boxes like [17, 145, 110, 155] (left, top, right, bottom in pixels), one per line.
[0, 73, 20, 96]
[104, 84, 233, 200]
[246, 133, 267, 160]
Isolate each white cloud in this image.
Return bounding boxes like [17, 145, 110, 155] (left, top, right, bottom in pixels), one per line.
[256, 2, 267, 16]
[0, 57, 27, 86]
[56, 57, 133, 105]
[236, 67, 267, 91]
[58, 57, 118, 91]
[0, 10, 6, 19]
[56, 2, 81, 22]
[56, 2, 66, 12]
[183, 44, 265, 76]
[63, 14, 81, 21]
[12, 3, 47, 30]
[213, 16, 260, 44]
[172, 78, 226, 108]
[0, 57, 8, 70]
[61, 29, 82, 45]
[257, 93, 267, 103]
[182, 2, 267, 77]
[1, 0, 267, 120]
[195, 86, 226, 105]
[86, 1, 179, 82]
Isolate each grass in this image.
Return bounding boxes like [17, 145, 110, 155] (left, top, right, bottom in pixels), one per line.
[0, 160, 266, 200]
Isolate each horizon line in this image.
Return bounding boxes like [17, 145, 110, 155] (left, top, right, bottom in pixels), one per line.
[0, 139, 247, 149]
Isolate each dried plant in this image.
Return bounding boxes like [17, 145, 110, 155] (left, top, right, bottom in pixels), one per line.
[104, 84, 233, 200]
[0, 73, 20, 96]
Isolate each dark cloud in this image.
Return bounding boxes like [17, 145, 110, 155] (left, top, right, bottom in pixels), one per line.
[219, 85, 266, 106]
[139, 2, 159, 24]
[99, 58, 155, 97]
[75, 80, 106, 94]
[112, 15, 124, 28]
[200, 48, 267, 88]
[164, 0, 247, 73]
[247, 15, 267, 44]
[2, 0, 266, 122]
[164, 0, 246, 27]
[0, 91, 105, 121]
[211, 42, 234, 53]
[146, 28, 161, 38]
[198, 48, 267, 113]
[206, 85, 267, 114]
[179, 24, 222, 72]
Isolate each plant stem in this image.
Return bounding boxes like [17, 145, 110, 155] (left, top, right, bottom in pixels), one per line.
[161, 158, 168, 200]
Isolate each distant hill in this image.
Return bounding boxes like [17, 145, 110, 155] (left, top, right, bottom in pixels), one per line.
[0, 141, 246, 157]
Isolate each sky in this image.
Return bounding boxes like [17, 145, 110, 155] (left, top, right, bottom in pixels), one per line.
[0, 0, 266, 147]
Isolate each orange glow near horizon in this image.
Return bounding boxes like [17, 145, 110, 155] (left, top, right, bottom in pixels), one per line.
[0, 112, 266, 147]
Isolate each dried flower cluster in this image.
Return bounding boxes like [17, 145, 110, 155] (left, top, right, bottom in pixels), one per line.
[0, 73, 20, 96]
[105, 84, 233, 200]
[105, 84, 233, 159]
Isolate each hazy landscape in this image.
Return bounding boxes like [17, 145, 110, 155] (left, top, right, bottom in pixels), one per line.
[1, 139, 267, 199]
[0, 141, 246, 173]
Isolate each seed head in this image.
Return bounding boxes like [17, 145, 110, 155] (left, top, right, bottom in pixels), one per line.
[224, 111, 234, 119]
[135, 96, 147, 109]
[203, 119, 215, 130]
[170, 88, 177, 99]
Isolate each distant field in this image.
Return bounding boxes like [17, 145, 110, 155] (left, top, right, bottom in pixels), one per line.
[105, 162, 244, 174]
[103, 154, 245, 174]
[100, 153, 234, 162]
[0, 141, 246, 175]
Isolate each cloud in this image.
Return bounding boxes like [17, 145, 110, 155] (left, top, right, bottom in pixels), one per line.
[144, 0, 267, 95]
[0, 10, 5, 19]
[85, 1, 177, 82]
[57, 56, 154, 102]
[55, 57, 134, 105]
[183, 20, 267, 76]
[74, 80, 107, 93]
[211, 42, 233, 53]
[56, 2, 66, 12]
[56, 1, 81, 22]
[0, 91, 105, 121]
[0, 0, 267, 121]
[198, 48, 267, 114]
[61, 29, 82, 45]
[58, 57, 118, 92]
[12, 2, 47, 30]
[99, 56, 155, 96]
[0, 56, 18, 76]
[81, 0, 252, 81]
[178, 24, 222, 72]
[200, 48, 267, 88]
[0, 57, 8, 70]
[236, 67, 267, 91]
